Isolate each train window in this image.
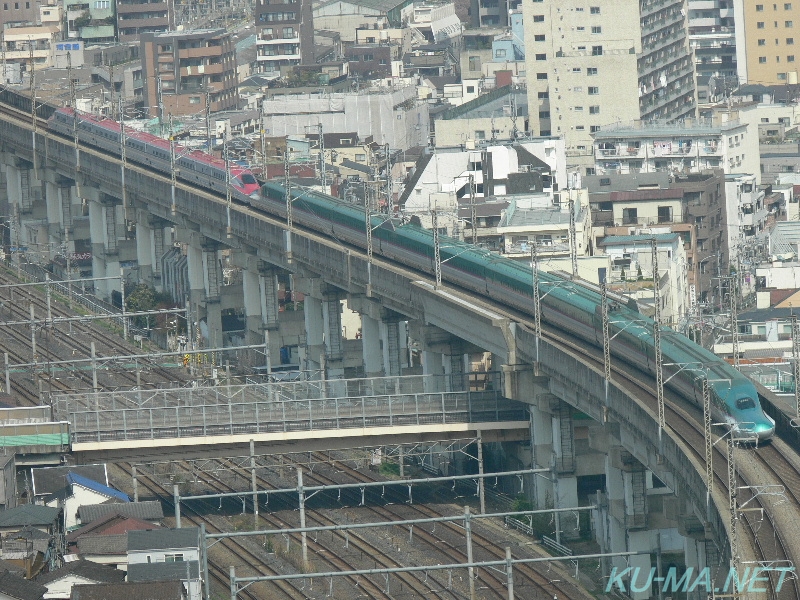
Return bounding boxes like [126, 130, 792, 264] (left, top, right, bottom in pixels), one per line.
[241, 173, 257, 184]
[736, 397, 756, 410]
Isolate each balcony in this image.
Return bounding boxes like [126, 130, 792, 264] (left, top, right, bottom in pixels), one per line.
[259, 33, 300, 43]
[178, 46, 225, 59]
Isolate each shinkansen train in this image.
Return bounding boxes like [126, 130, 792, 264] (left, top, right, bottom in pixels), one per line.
[48, 108, 260, 197]
[251, 181, 775, 442]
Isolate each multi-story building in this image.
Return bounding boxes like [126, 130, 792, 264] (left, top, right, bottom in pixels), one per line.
[587, 170, 731, 309]
[255, 0, 313, 78]
[117, 0, 173, 43]
[523, 0, 696, 174]
[591, 115, 759, 182]
[735, 0, 800, 85]
[469, 0, 517, 27]
[140, 29, 237, 118]
[688, 0, 738, 103]
[64, 0, 115, 43]
[1, 25, 60, 71]
[0, 0, 39, 28]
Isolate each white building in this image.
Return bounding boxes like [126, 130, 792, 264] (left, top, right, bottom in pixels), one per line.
[592, 115, 759, 182]
[260, 85, 429, 151]
[598, 233, 689, 326]
[127, 528, 202, 600]
[44, 472, 130, 531]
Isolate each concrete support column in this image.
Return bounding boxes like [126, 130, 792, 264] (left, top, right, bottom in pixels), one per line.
[529, 400, 553, 508]
[88, 197, 120, 300]
[135, 213, 154, 286]
[379, 319, 403, 377]
[361, 313, 382, 377]
[202, 246, 222, 351]
[302, 295, 324, 373]
[322, 294, 344, 379]
[422, 351, 445, 392]
[186, 242, 205, 347]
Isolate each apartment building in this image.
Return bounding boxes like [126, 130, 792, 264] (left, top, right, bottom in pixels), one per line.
[117, 0, 173, 43]
[591, 115, 758, 182]
[523, 0, 696, 173]
[688, 0, 738, 102]
[64, 0, 115, 43]
[140, 29, 238, 118]
[255, 0, 314, 78]
[734, 0, 800, 85]
[0, 0, 39, 28]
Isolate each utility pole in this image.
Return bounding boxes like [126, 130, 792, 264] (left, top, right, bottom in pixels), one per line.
[284, 150, 292, 231]
[259, 104, 268, 180]
[793, 315, 800, 419]
[568, 194, 578, 277]
[109, 62, 115, 118]
[156, 75, 164, 136]
[224, 131, 232, 238]
[727, 438, 740, 587]
[469, 173, 477, 245]
[433, 206, 441, 288]
[318, 123, 326, 194]
[601, 278, 611, 402]
[730, 275, 740, 370]
[169, 113, 177, 215]
[531, 244, 541, 364]
[119, 97, 129, 228]
[29, 44, 38, 178]
[205, 90, 212, 151]
[703, 375, 712, 506]
[652, 239, 665, 438]
[384, 143, 391, 214]
[67, 52, 80, 173]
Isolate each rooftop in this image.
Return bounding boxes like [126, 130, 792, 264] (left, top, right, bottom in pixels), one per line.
[76, 533, 128, 556]
[0, 570, 47, 600]
[67, 473, 129, 503]
[599, 233, 680, 246]
[593, 118, 743, 139]
[32, 464, 107, 497]
[128, 527, 200, 552]
[127, 560, 201, 582]
[78, 501, 163, 524]
[316, 0, 412, 13]
[70, 580, 185, 600]
[0, 505, 61, 529]
[67, 513, 161, 544]
[440, 85, 528, 121]
[499, 204, 573, 228]
[36, 559, 125, 585]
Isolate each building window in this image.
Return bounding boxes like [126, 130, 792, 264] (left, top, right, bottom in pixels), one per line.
[496, 49, 507, 58]
[588, 86, 599, 95]
[572, 67, 581, 72]
[536, 72, 548, 79]
[165, 554, 184, 563]
[760, 56, 768, 62]
[534, 34, 545, 41]
[590, 6, 600, 13]
[533, 14, 544, 21]
[466, 85, 475, 93]
[657, 206, 673, 223]
[587, 67, 598, 75]
[468, 56, 481, 71]
[589, 105, 600, 114]
[786, 2, 793, 7]
[789, 54, 796, 61]
[574, 106, 584, 111]
[759, 38, 767, 45]
[789, 21, 795, 27]
[788, 37, 795, 43]
[591, 25, 601, 33]
[591, 45, 603, 55]
[535, 53, 546, 60]
[538, 91, 549, 98]
[778, 71, 788, 79]
[575, 125, 585, 130]
[189, 96, 201, 104]
[539, 110, 550, 118]
[355, 153, 366, 161]
[758, 21, 765, 27]
[622, 207, 638, 224]
[756, 3, 764, 8]
[475, 130, 486, 139]
[590, 125, 601, 132]
[363, 54, 373, 60]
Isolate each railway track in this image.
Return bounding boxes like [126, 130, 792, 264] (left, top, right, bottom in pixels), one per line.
[2, 90, 800, 597]
[118, 462, 308, 600]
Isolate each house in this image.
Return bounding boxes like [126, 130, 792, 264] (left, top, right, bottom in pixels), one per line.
[127, 528, 201, 600]
[67, 513, 161, 551]
[74, 535, 129, 570]
[36, 560, 124, 600]
[76, 502, 163, 527]
[0, 505, 61, 537]
[0, 570, 46, 600]
[69, 580, 186, 600]
[31, 466, 108, 501]
[45, 474, 129, 531]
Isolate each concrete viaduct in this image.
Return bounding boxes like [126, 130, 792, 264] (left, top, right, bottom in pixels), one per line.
[0, 98, 745, 598]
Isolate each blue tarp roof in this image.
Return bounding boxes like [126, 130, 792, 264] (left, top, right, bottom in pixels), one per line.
[67, 472, 130, 503]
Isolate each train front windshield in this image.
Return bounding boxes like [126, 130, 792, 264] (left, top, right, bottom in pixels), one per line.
[240, 174, 257, 184]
